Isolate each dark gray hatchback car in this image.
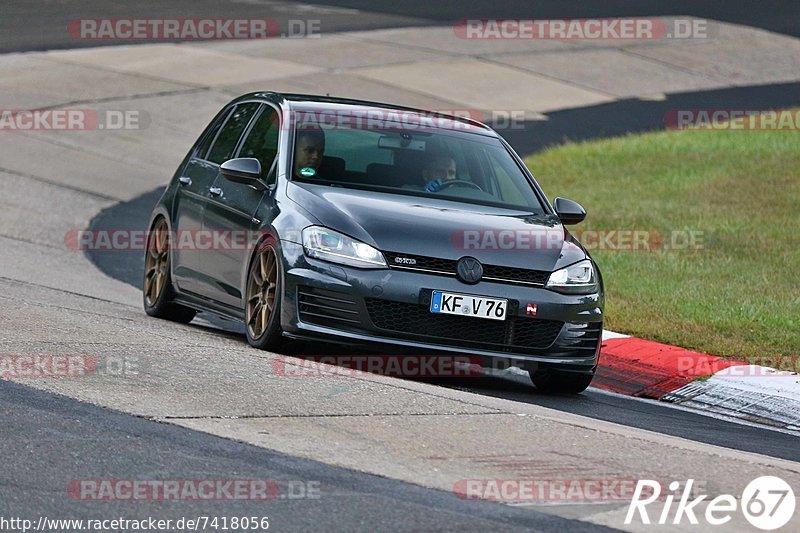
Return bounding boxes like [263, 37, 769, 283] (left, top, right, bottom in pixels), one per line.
[144, 92, 604, 393]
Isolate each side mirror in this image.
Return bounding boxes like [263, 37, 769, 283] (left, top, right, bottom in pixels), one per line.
[220, 158, 266, 190]
[554, 197, 586, 225]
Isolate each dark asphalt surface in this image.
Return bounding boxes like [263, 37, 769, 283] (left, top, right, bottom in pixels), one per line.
[0, 0, 429, 54]
[0, 380, 615, 533]
[3, 0, 797, 54]
[314, 0, 800, 37]
[4, 2, 800, 530]
[497, 81, 800, 156]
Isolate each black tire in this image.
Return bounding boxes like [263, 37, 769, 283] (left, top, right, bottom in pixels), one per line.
[244, 240, 286, 351]
[143, 217, 196, 324]
[529, 369, 594, 394]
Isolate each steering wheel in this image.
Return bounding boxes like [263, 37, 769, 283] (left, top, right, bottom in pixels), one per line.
[436, 179, 482, 192]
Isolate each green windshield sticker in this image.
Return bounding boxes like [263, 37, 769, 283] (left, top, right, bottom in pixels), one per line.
[299, 167, 317, 177]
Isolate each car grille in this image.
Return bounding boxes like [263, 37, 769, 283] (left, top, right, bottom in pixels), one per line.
[383, 251, 549, 286]
[365, 298, 563, 351]
[297, 287, 361, 327]
[483, 265, 548, 285]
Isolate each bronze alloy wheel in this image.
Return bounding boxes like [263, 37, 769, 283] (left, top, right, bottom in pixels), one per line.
[246, 245, 278, 340]
[144, 218, 171, 307]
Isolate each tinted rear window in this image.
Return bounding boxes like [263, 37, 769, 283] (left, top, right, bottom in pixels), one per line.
[207, 102, 260, 164]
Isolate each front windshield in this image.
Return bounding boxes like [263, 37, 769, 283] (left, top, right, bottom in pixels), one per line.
[289, 110, 545, 212]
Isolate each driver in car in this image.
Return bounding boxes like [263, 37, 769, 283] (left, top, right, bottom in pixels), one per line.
[422, 154, 457, 192]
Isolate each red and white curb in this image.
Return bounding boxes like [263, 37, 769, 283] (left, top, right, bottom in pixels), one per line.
[596, 331, 800, 431]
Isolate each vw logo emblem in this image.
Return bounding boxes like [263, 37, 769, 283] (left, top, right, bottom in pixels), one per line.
[456, 256, 483, 284]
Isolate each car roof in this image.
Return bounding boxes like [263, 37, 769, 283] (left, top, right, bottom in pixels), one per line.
[233, 91, 498, 137]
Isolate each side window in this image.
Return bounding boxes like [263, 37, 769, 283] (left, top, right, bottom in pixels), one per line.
[195, 107, 233, 160]
[207, 102, 260, 165]
[238, 106, 280, 182]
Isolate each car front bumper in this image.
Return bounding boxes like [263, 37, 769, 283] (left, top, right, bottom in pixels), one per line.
[279, 241, 603, 373]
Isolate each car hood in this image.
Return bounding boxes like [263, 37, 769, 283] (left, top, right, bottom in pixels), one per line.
[287, 182, 586, 271]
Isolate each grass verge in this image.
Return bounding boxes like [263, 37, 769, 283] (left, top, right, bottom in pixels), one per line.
[524, 119, 799, 361]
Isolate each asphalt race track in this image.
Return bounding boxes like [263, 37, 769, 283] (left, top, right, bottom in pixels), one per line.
[4, 0, 798, 53]
[1, 380, 611, 532]
[2, 1, 800, 531]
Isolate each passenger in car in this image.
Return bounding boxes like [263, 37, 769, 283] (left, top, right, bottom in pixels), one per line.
[293, 127, 326, 178]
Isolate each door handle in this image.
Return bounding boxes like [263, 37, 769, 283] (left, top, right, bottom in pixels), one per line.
[209, 187, 223, 197]
[178, 176, 192, 186]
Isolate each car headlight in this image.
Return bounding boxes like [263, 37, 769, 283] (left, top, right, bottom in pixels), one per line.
[546, 259, 598, 294]
[302, 226, 387, 268]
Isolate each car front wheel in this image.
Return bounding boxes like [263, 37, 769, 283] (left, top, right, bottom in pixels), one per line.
[245, 241, 286, 351]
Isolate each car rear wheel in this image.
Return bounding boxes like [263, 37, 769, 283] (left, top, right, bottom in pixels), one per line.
[245, 241, 285, 351]
[529, 369, 593, 394]
[143, 217, 196, 324]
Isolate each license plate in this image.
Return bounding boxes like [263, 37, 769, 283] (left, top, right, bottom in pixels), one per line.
[430, 290, 507, 321]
